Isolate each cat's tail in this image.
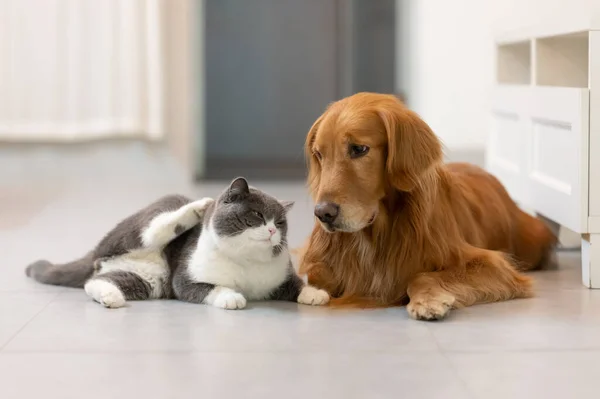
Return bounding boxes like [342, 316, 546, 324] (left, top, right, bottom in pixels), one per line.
[25, 252, 95, 288]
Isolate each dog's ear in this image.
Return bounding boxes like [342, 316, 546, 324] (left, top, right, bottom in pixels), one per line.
[305, 113, 325, 198]
[378, 102, 442, 192]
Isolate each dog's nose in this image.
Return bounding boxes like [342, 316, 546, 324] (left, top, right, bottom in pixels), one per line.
[314, 202, 340, 224]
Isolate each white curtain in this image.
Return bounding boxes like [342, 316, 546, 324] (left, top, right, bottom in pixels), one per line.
[0, 0, 164, 141]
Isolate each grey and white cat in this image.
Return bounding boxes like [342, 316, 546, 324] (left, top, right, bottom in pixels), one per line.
[25, 177, 329, 309]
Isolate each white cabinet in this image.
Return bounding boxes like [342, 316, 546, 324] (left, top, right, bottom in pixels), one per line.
[528, 87, 589, 233]
[488, 86, 530, 203]
[490, 87, 589, 233]
[488, 26, 600, 288]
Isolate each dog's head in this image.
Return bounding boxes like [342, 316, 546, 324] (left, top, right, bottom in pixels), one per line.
[306, 93, 442, 233]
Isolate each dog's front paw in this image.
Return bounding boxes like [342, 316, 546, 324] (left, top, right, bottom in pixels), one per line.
[212, 290, 247, 310]
[407, 292, 455, 321]
[191, 197, 215, 219]
[297, 286, 330, 306]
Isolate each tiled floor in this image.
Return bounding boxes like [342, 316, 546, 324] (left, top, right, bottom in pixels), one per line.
[1, 143, 599, 399]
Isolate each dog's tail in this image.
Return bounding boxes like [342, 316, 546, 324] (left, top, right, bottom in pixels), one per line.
[25, 252, 95, 288]
[513, 210, 558, 271]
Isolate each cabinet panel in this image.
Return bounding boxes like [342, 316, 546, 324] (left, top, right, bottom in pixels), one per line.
[488, 86, 589, 233]
[487, 86, 530, 203]
[527, 87, 589, 233]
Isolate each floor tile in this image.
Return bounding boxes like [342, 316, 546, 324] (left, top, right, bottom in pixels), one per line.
[4, 296, 438, 353]
[427, 268, 600, 352]
[448, 351, 600, 399]
[1, 143, 598, 399]
[0, 352, 469, 399]
[0, 292, 59, 348]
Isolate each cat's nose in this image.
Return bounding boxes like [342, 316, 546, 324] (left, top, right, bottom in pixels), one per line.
[314, 202, 339, 224]
[268, 227, 276, 236]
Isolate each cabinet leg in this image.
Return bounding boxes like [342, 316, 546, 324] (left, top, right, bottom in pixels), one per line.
[582, 234, 600, 288]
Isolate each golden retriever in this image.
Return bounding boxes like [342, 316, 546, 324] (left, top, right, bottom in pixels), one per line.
[299, 92, 556, 320]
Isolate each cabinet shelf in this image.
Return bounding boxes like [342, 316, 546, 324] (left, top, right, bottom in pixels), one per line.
[535, 32, 589, 88]
[497, 41, 531, 85]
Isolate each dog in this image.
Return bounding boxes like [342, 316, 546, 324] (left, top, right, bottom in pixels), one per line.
[298, 92, 556, 320]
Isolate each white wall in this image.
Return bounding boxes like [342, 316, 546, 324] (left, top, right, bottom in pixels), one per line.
[396, 0, 590, 151]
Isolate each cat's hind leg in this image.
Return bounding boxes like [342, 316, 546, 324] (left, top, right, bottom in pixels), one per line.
[141, 197, 214, 248]
[85, 252, 169, 308]
[85, 270, 154, 308]
[85, 277, 126, 308]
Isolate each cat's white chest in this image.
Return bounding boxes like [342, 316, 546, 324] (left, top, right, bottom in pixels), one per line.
[187, 230, 289, 300]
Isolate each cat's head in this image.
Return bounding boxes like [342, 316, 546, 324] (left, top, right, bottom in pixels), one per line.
[208, 177, 294, 258]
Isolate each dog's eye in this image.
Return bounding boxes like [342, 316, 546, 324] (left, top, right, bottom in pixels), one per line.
[349, 144, 369, 158]
[313, 150, 322, 161]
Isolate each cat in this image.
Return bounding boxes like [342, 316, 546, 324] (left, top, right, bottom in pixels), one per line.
[25, 177, 329, 309]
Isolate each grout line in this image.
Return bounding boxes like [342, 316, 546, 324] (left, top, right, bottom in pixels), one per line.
[3, 347, 600, 356]
[425, 323, 478, 399]
[0, 289, 67, 294]
[440, 346, 600, 355]
[0, 347, 441, 355]
[0, 292, 62, 353]
[0, 350, 388, 356]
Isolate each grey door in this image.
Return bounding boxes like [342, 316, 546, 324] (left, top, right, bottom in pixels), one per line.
[203, 0, 396, 180]
[204, 0, 338, 179]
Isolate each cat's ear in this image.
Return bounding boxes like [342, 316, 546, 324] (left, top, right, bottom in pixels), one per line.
[280, 201, 294, 213]
[226, 177, 250, 202]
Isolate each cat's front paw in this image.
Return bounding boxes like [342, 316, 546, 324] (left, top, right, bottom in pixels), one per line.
[212, 290, 247, 310]
[297, 286, 330, 306]
[191, 197, 215, 219]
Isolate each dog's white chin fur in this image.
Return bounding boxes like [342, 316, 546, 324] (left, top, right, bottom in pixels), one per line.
[319, 220, 373, 234]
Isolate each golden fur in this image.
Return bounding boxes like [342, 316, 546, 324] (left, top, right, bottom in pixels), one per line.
[299, 92, 556, 320]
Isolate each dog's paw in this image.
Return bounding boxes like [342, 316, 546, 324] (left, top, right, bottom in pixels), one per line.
[212, 289, 247, 310]
[407, 292, 455, 321]
[84, 279, 126, 309]
[190, 197, 215, 219]
[297, 286, 330, 306]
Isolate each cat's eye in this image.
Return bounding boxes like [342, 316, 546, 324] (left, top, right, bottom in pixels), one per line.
[252, 210, 263, 219]
[276, 220, 285, 227]
[349, 144, 369, 159]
